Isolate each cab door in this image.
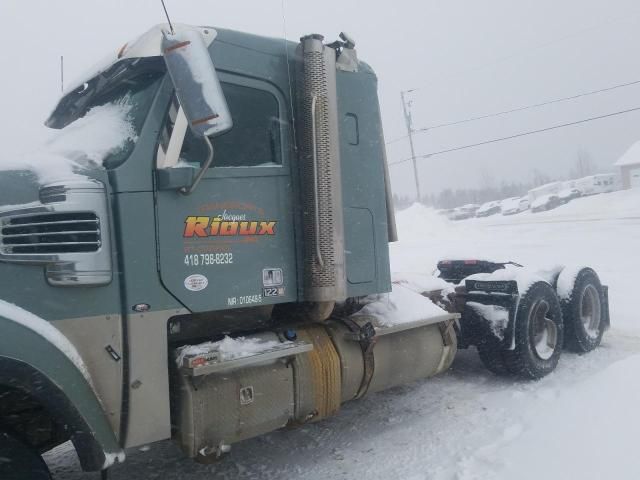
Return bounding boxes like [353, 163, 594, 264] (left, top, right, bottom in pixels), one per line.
[154, 73, 297, 313]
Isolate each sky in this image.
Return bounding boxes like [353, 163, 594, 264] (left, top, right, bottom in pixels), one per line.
[2, 0, 640, 198]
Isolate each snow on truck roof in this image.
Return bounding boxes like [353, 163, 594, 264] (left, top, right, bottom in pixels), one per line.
[59, 24, 217, 99]
[615, 140, 640, 167]
[57, 23, 358, 107]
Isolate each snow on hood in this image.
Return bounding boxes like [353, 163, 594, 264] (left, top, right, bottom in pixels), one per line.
[351, 283, 449, 327]
[0, 101, 137, 183]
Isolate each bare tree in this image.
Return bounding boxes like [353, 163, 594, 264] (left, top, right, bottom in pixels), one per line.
[572, 148, 595, 178]
[532, 169, 551, 187]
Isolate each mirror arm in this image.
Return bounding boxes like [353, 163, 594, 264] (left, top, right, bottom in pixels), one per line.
[180, 136, 214, 195]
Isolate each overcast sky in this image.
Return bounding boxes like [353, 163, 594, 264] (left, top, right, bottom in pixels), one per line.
[2, 0, 640, 198]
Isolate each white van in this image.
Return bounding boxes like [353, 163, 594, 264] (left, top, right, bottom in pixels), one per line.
[575, 174, 617, 195]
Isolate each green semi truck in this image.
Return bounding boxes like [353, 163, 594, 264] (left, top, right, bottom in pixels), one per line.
[0, 24, 609, 479]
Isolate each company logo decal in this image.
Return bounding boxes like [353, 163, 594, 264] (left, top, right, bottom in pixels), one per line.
[183, 216, 277, 238]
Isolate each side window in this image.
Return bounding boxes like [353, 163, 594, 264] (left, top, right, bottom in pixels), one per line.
[156, 95, 181, 169]
[180, 82, 282, 168]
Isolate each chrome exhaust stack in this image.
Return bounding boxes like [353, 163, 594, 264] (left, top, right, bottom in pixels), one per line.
[297, 35, 347, 303]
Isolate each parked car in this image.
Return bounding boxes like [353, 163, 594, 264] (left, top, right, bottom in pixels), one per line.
[502, 197, 530, 215]
[531, 194, 564, 213]
[527, 181, 563, 205]
[475, 201, 502, 218]
[437, 208, 455, 217]
[557, 188, 581, 204]
[449, 204, 480, 220]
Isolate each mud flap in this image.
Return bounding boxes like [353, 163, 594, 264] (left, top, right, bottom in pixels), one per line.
[602, 285, 611, 330]
[460, 279, 521, 350]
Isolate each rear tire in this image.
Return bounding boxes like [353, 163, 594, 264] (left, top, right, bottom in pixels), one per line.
[0, 431, 52, 480]
[559, 268, 606, 353]
[477, 347, 509, 376]
[503, 281, 564, 379]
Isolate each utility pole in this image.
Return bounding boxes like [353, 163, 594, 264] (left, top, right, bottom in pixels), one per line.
[400, 90, 422, 202]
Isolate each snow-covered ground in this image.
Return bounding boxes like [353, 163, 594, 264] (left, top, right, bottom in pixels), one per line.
[48, 189, 640, 480]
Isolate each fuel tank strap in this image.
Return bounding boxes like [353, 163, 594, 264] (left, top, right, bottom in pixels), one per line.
[333, 316, 377, 400]
[295, 325, 342, 420]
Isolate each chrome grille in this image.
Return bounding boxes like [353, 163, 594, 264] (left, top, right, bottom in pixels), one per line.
[0, 212, 101, 255]
[0, 179, 112, 286]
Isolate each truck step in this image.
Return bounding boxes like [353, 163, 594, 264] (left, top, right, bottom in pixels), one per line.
[178, 339, 313, 377]
[343, 312, 460, 341]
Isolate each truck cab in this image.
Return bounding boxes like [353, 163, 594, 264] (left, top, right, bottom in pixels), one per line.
[0, 24, 407, 472]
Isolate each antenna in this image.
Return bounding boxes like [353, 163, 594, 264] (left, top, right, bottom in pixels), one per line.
[281, 0, 297, 152]
[160, 0, 175, 34]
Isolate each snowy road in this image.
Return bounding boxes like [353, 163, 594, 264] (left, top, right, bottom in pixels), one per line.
[48, 190, 640, 480]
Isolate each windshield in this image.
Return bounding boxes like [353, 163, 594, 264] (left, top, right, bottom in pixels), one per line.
[46, 57, 164, 167]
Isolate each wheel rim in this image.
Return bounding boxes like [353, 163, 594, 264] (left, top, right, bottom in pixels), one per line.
[530, 299, 557, 360]
[580, 284, 602, 339]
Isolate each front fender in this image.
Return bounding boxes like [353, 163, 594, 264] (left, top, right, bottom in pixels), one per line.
[0, 301, 123, 471]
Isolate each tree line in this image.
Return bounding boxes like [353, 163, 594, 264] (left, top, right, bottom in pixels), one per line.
[393, 149, 602, 210]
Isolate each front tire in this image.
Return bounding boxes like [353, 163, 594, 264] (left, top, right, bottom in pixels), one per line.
[503, 281, 564, 379]
[0, 431, 52, 480]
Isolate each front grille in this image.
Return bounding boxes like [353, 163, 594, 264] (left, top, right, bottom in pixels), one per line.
[0, 212, 101, 254]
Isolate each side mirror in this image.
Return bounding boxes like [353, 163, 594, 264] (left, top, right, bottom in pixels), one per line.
[162, 27, 232, 138]
[162, 27, 232, 194]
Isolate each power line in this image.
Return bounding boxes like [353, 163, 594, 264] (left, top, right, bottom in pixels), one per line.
[385, 78, 640, 145]
[389, 105, 640, 166]
[418, 79, 640, 132]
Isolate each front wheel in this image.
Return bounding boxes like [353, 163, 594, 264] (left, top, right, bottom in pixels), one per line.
[503, 281, 564, 379]
[0, 431, 52, 480]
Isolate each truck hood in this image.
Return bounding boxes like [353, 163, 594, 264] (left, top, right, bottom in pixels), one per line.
[0, 99, 138, 191]
[0, 170, 41, 209]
